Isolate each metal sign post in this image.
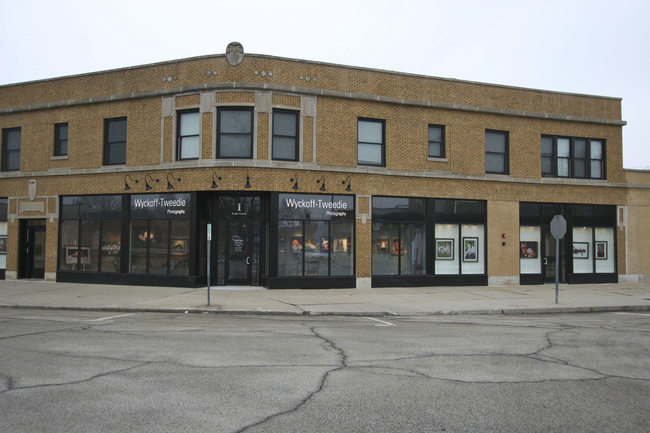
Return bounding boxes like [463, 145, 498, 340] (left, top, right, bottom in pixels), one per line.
[550, 215, 567, 304]
[207, 223, 212, 306]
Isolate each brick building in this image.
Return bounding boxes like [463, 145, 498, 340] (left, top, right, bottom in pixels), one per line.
[1, 43, 649, 288]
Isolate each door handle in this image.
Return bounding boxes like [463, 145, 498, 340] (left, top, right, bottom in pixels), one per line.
[246, 257, 250, 265]
[543, 258, 548, 265]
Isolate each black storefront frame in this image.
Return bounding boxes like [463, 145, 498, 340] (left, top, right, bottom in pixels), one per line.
[519, 202, 618, 285]
[372, 196, 488, 288]
[0, 197, 7, 279]
[265, 192, 356, 289]
[57, 192, 202, 287]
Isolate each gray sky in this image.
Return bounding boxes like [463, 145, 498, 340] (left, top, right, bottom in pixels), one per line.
[1, 0, 648, 169]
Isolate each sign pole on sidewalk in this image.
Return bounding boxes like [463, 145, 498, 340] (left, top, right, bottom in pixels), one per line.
[207, 223, 211, 306]
[550, 215, 567, 305]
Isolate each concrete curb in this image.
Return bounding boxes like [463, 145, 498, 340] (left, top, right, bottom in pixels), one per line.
[2, 303, 648, 317]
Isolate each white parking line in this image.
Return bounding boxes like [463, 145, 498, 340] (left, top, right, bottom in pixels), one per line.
[364, 317, 396, 327]
[84, 313, 135, 322]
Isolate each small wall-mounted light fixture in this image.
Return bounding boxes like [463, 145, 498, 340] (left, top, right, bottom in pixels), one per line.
[316, 175, 326, 192]
[341, 176, 352, 192]
[167, 171, 181, 190]
[244, 171, 252, 189]
[211, 172, 222, 189]
[144, 173, 160, 191]
[124, 175, 139, 191]
[290, 173, 299, 190]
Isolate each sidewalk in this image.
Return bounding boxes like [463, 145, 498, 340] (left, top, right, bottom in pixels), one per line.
[1, 279, 650, 316]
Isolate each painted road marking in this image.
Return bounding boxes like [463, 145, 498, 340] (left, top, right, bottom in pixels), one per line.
[364, 317, 396, 327]
[85, 313, 135, 322]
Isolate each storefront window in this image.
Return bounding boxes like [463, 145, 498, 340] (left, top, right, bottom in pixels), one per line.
[278, 220, 303, 276]
[572, 227, 594, 274]
[59, 195, 122, 272]
[372, 222, 425, 276]
[80, 220, 100, 272]
[594, 227, 615, 273]
[520, 226, 541, 274]
[169, 219, 190, 275]
[305, 221, 329, 276]
[372, 222, 399, 275]
[277, 193, 354, 278]
[129, 220, 148, 273]
[331, 222, 354, 276]
[129, 193, 191, 276]
[460, 224, 484, 275]
[101, 220, 121, 272]
[434, 224, 459, 275]
[572, 226, 615, 274]
[148, 220, 170, 275]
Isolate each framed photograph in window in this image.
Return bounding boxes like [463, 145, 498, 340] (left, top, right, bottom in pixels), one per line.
[572, 242, 589, 259]
[334, 238, 348, 253]
[435, 239, 454, 260]
[595, 241, 607, 260]
[170, 239, 187, 255]
[377, 238, 389, 254]
[391, 237, 406, 256]
[519, 241, 538, 259]
[462, 237, 478, 262]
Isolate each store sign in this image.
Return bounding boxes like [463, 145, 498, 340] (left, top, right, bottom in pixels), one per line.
[279, 193, 354, 220]
[130, 193, 191, 218]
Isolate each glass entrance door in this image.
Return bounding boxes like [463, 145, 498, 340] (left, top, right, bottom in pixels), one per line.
[19, 220, 46, 279]
[226, 221, 259, 285]
[543, 228, 565, 283]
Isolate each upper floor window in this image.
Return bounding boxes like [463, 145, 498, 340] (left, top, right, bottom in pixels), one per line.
[177, 110, 200, 160]
[542, 135, 605, 179]
[217, 107, 253, 158]
[104, 117, 126, 166]
[485, 130, 509, 174]
[428, 124, 445, 158]
[358, 118, 385, 167]
[272, 109, 299, 161]
[54, 123, 68, 157]
[1, 127, 21, 171]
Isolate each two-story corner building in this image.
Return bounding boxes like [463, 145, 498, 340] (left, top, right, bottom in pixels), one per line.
[1, 43, 649, 289]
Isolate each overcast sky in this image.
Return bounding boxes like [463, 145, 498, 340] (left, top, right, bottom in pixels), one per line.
[1, 0, 648, 169]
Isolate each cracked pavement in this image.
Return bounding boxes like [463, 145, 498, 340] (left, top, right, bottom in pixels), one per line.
[0, 309, 648, 432]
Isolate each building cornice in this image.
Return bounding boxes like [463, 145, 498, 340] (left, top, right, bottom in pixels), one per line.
[0, 81, 626, 127]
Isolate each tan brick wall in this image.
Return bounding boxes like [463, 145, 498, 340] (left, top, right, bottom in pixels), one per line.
[487, 201, 520, 277]
[1, 52, 645, 282]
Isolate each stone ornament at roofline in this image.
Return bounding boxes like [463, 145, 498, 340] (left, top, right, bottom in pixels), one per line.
[226, 42, 244, 67]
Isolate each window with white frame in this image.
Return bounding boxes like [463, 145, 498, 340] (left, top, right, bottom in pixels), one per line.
[177, 110, 200, 160]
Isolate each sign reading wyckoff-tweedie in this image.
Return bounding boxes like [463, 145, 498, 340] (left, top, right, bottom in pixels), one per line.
[278, 193, 354, 220]
[130, 193, 191, 218]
